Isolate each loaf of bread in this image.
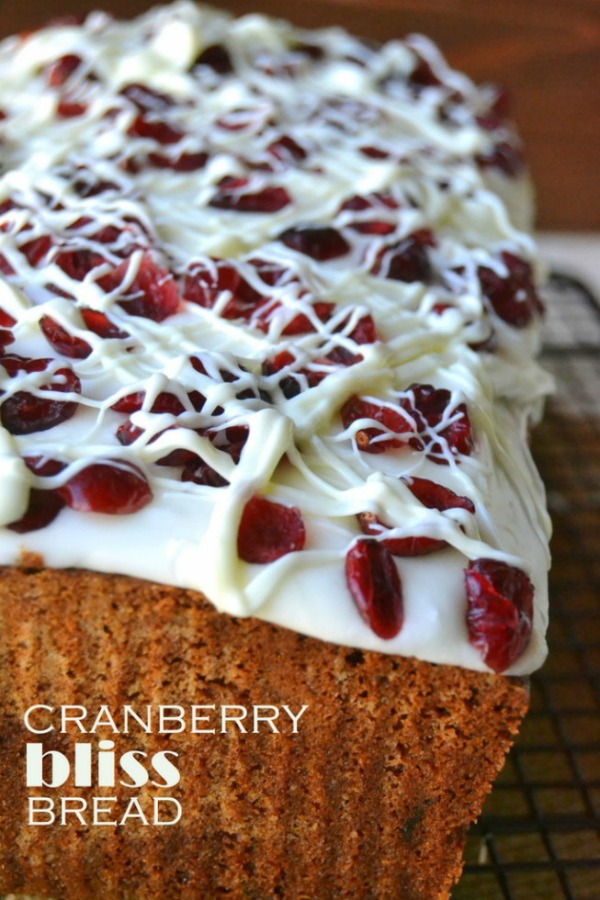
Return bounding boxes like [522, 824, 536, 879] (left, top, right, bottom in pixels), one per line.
[0, 3, 551, 897]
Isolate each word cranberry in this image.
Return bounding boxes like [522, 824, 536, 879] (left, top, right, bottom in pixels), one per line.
[345, 539, 403, 639]
[465, 558, 534, 672]
[237, 495, 305, 563]
[279, 226, 350, 261]
[57, 459, 153, 514]
[0, 356, 81, 434]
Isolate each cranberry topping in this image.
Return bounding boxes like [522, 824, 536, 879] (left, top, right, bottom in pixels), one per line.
[148, 151, 208, 172]
[267, 135, 307, 163]
[181, 458, 229, 487]
[57, 459, 153, 514]
[20, 235, 53, 267]
[403, 476, 475, 514]
[401, 383, 473, 462]
[7, 488, 65, 533]
[107, 253, 181, 322]
[209, 178, 291, 213]
[341, 396, 411, 454]
[56, 248, 107, 281]
[372, 229, 436, 283]
[40, 315, 92, 359]
[476, 140, 525, 178]
[465, 558, 534, 672]
[279, 226, 350, 261]
[111, 390, 187, 416]
[120, 83, 176, 112]
[237, 495, 306, 563]
[183, 261, 263, 320]
[195, 43, 234, 75]
[478, 252, 543, 328]
[81, 308, 129, 340]
[408, 54, 443, 90]
[128, 114, 184, 145]
[0, 356, 81, 434]
[46, 54, 82, 87]
[345, 539, 404, 639]
[23, 455, 68, 476]
[57, 99, 88, 118]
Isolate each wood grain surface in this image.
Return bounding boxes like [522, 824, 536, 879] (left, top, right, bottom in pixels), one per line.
[1, 0, 599, 230]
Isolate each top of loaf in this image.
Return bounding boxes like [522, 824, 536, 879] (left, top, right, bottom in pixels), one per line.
[0, 1, 552, 673]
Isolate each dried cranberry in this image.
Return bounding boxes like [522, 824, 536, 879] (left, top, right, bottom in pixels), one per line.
[339, 192, 399, 235]
[46, 53, 82, 87]
[23, 455, 68, 476]
[372, 230, 436, 283]
[0, 309, 15, 328]
[209, 179, 291, 213]
[341, 396, 410, 454]
[357, 511, 445, 557]
[476, 87, 512, 131]
[108, 253, 181, 322]
[195, 43, 234, 75]
[111, 390, 186, 416]
[476, 140, 525, 178]
[181, 458, 229, 487]
[57, 460, 153, 514]
[279, 301, 334, 336]
[148, 150, 208, 172]
[359, 146, 390, 159]
[81, 308, 129, 340]
[120, 83, 175, 112]
[0, 328, 14, 348]
[465, 558, 534, 672]
[408, 54, 443, 90]
[345, 539, 403, 639]
[40, 315, 92, 359]
[345, 313, 378, 345]
[57, 99, 87, 118]
[7, 488, 65, 533]
[267, 135, 307, 163]
[478, 252, 543, 327]
[237, 495, 305, 563]
[402, 384, 473, 461]
[403, 476, 475, 514]
[20, 235, 53, 267]
[56, 248, 107, 281]
[128, 114, 184, 145]
[0, 356, 81, 434]
[183, 261, 263, 320]
[279, 226, 350, 261]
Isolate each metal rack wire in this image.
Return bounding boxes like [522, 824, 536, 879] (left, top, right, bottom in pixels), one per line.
[454, 271, 600, 899]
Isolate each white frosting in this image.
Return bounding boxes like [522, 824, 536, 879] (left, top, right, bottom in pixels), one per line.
[0, 2, 552, 674]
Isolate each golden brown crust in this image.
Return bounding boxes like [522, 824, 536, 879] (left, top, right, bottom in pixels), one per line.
[0, 566, 528, 900]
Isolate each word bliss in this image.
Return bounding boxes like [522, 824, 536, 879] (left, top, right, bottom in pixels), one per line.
[26, 739, 181, 827]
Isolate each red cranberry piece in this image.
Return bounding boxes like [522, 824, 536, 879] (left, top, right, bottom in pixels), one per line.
[359, 145, 390, 159]
[341, 395, 410, 454]
[372, 229, 436, 283]
[20, 235, 53, 267]
[56, 248, 107, 281]
[291, 41, 325, 61]
[23, 455, 68, 476]
[345, 313, 378, 345]
[210, 424, 249, 463]
[402, 383, 473, 462]
[476, 140, 525, 178]
[40, 315, 92, 359]
[108, 254, 181, 322]
[357, 511, 445, 557]
[267, 135, 307, 163]
[465, 558, 534, 672]
[280, 301, 335, 336]
[111, 390, 186, 416]
[128, 114, 184, 145]
[0, 309, 15, 328]
[237, 495, 305, 563]
[279, 226, 350, 261]
[120, 83, 175, 112]
[195, 43, 234, 75]
[0, 328, 14, 348]
[46, 53, 82, 87]
[184, 261, 263, 320]
[181, 458, 229, 487]
[148, 151, 208, 172]
[209, 179, 291, 213]
[57, 459, 153, 515]
[0, 357, 81, 435]
[476, 87, 512, 131]
[478, 252, 543, 328]
[403, 476, 475, 514]
[81, 308, 130, 340]
[57, 99, 88, 118]
[0, 255, 15, 276]
[408, 54, 443, 90]
[7, 488, 65, 533]
[345, 539, 403, 639]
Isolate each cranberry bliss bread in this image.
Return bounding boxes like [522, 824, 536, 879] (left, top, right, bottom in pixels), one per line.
[0, 3, 552, 898]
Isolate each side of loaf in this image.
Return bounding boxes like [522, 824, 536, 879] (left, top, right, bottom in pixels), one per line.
[0, 567, 528, 900]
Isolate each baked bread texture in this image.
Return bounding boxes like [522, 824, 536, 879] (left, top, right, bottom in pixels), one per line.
[0, 2, 550, 896]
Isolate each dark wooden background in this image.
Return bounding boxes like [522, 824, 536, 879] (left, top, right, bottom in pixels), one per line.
[1, 0, 599, 231]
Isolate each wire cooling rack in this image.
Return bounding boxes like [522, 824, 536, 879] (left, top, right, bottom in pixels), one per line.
[454, 266, 600, 899]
